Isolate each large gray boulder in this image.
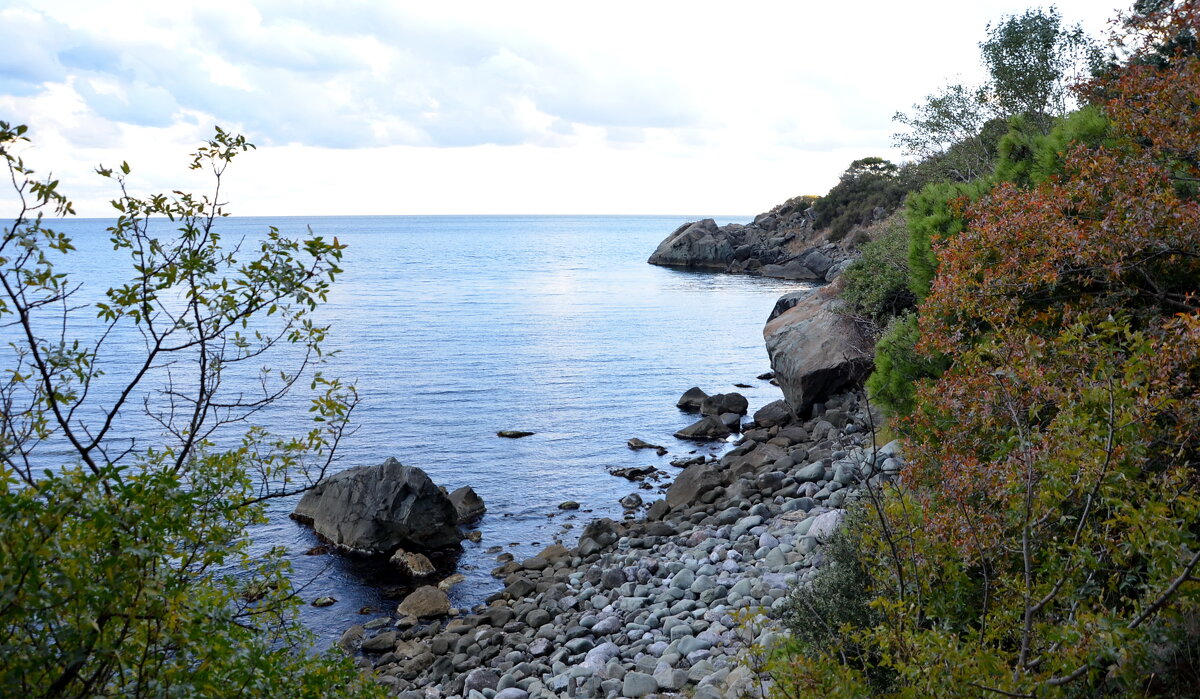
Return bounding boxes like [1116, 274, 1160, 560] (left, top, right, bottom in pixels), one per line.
[700, 392, 748, 416]
[764, 285, 873, 416]
[647, 219, 733, 269]
[291, 458, 462, 554]
[666, 461, 724, 509]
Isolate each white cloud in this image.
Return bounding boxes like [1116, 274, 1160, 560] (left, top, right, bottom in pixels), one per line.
[0, 0, 1125, 215]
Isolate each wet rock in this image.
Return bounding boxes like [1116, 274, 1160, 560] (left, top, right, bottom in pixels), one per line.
[610, 465, 657, 481]
[627, 438, 668, 455]
[497, 430, 535, 438]
[290, 458, 461, 554]
[390, 550, 437, 578]
[676, 387, 710, 412]
[674, 416, 732, 441]
[448, 486, 486, 523]
[700, 392, 749, 416]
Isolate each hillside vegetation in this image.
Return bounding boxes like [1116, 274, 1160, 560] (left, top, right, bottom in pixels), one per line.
[772, 3, 1200, 696]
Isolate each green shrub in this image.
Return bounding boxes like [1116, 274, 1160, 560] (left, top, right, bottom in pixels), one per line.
[905, 178, 991, 300]
[838, 214, 915, 334]
[811, 157, 916, 241]
[864, 312, 948, 418]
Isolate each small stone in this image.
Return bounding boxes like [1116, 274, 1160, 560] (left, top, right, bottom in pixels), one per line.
[671, 568, 696, 590]
[390, 549, 437, 577]
[497, 430, 534, 438]
[311, 596, 337, 607]
[558, 501, 581, 510]
[397, 585, 451, 618]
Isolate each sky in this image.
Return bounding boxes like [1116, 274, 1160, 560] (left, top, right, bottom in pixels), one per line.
[0, 0, 1125, 217]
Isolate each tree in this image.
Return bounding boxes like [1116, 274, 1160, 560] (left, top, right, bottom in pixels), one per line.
[0, 123, 381, 696]
[894, 7, 1101, 182]
[978, 7, 1102, 128]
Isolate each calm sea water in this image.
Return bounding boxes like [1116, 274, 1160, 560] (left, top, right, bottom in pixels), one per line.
[30, 215, 810, 643]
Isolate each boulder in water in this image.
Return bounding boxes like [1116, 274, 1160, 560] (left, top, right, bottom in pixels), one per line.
[290, 457, 462, 554]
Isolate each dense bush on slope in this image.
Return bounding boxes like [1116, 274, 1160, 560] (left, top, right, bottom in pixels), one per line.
[773, 5, 1200, 695]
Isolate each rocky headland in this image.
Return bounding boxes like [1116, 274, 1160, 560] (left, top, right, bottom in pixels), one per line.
[645, 197, 882, 282]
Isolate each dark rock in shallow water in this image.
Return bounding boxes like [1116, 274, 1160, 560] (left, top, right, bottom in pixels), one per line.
[700, 392, 749, 416]
[610, 465, 656, 481]
[757, 371, 775, 380]
[290, 458, 461, 554]
[676, 387, 709, 412]
[673, 416, 732, 441]
[496, 430, 534, 438]
[619, 493, 644, 509]
[448, 485, 486, 523]
[627, 437, 667, 455]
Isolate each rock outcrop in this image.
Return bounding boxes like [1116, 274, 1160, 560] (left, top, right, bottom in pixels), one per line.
[647, 200, 859, 281]
[763, 284, 873, 416]
[291, 458, 462, 554]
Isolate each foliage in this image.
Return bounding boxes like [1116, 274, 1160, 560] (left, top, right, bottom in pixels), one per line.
[863, 312, 947, 419]
[810, 158, 915, 241]
[978, 7, 1103, 127]
[893, 86, 1004, 183]
[992, 105, 1111, 187]
[0, 123, 380, 697]
[775, 5, 1200, 695]
[904, 178, 990, 300]
[777, 511, 889, 692]
[836, 213, 915, 334]
[894, 7, 1100, 182]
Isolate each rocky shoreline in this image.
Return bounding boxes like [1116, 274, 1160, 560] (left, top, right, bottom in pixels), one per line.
[335, 387, 900, 698]
[302, 213, 886, 697]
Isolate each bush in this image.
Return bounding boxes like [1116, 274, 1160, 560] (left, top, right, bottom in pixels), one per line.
[774, 7, 1200, 693]
[0, 123, 380, 697]
[810, 157, 916, 241]
[863, 312, 947, 418]
[837, 213, 916, 335]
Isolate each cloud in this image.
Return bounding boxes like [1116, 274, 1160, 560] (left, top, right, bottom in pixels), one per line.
[0, 1, 703, 151]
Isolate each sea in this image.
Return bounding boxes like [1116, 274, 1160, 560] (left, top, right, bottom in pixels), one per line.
[25, 214, 812, 644]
